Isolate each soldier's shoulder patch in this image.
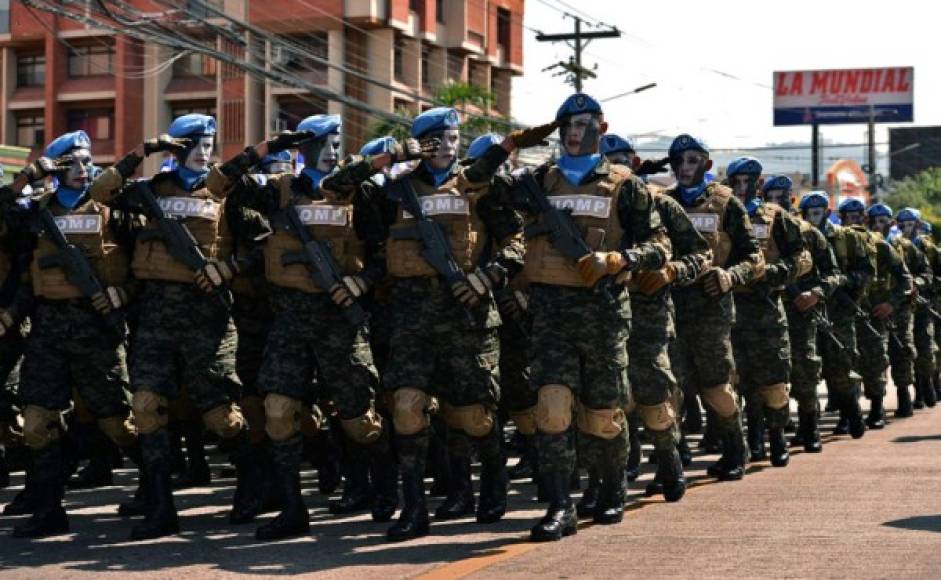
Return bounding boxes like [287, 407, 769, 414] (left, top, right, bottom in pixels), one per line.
[53, 214, 102, 235]
[158, 196, 222, 220]
[294, 204, 350, 226]
[547, 195, 612, 219]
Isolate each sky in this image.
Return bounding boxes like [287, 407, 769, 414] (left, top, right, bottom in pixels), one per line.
[511, 0, 937, 167]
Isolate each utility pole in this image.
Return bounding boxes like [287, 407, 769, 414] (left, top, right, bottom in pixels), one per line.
[537, 16, 621, 91]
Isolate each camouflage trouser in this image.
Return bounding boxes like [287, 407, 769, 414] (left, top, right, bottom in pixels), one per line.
[889, 307, 916, 389]
[855, 312, 890, 399]
[820, 302, 860, 396]
[784, 303, 821, 415]
[130, 281, 240, 414]
[732, 292, 791, 429]
[497, 315, 533, 416]
[384, 278, 501, 474]
[258, 288, 377, 419]
[913, 307, 936, 377]
[671, 287, 738, 430]
[232, 291, 273, 399]
[628, 293, 677, 449]
[530, 284, 630, 474]
[20, 300, 130, 418]
[0, 325, 26, 423]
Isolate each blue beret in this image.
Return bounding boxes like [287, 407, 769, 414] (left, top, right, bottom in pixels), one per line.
[466, 133, 504, 160]
[799, 191, 829, 210]
[259, 150, 292, 167]
[762, 175, 793, 193]
[922, 222, 933, 234]
[297, 114, 342, 138]
[600, 134, 635, 156]
[727, 156, 763, 178]
[168, 114, 216, 138]
[866, 202, 893, 218]
[555, 93, 602, 121]
[411, 107, 460, 138]
[669, 133, 708, 157]
[837, 198, 865, 213]
[359, 136, 397, 156]
[897, 207, 922, 222]
[44, 130, 91, 158]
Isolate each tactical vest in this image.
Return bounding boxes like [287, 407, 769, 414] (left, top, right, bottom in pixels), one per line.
[863, 230, 895, 297]
[796, 218, 816, 280]
[830, 223, 876, 278]
[627, 192, 670, 295]
[264, 176, 363, 293]
[386, 172, 488, 278]
[674, 183, 734, 268]
[31, 196, 128, 300]
[749, 202, 782, 263]
[522, 164, 630, 288]
[131, 174, 229, 283]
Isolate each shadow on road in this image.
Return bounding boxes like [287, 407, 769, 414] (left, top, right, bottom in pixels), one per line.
[883, 514, 941, 533]
[891, 434, 941, 443]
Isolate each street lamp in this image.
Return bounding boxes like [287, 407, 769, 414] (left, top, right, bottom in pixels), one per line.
[600, 83, 658, 102]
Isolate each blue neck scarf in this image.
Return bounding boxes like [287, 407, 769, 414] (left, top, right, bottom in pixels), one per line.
[55, 185, 87, 210]
[175, 166, 208, 191]
[424, 160, 456, 187]
[302, 167, 328, 193]
[744, 196, 762, 216]
[679, 181, 709, 206]
[556, 154, 602, 187]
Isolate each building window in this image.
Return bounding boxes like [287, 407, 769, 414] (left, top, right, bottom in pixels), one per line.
[421, 45, 431, 88]
[68, 44, 115, 77]
[17, 54, 46, 87]
[16, 113, 45, 148]
[275, 33, 328, 75]
[394, 37, 404, 82]
[67, 108, 114, 141]
[436, 0, 445, 23]
[275, 97, 326, 132]
[409, 0, 422, 11]
[171, 102, 217, 119]
[0, 0, 10, 35]
[447, 51, 464, 82]
[172, 52, 218, 78]
[497, 8, 511, 50]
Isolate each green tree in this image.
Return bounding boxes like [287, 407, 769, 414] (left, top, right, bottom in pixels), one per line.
[885, 167, 941, 230]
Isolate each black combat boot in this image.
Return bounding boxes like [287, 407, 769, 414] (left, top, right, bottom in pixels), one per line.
[117, 465, 150, 517]
[677, 433, 693, 466]
[797, 411, 822, 453]
[593, 466, 625, 525]
[369, 440, 399, 523]
[12, 443, 69, 538]
[508, 435, 535, 480]
[913, 378, 926, 409]
[625, 425, 641, 482]
[67, 424, 114, 489]
[683, 394, 702, 434]
[644, 446, 687, 502]
[434, 453, 474, 519]
[256, 434, 309, 541]
[895, 385, 914, 418]
[387, 431, 430, 542]
[531, 471, 577, 542]
[173, 422, 210, 489]
[934, 371, 941, 401]
[329, 442, 373, 515]
[428, 418, 450, 497]
[707, 426, 746, 481]
[844, 397, 866, 439]
[475, 425, 508, 524]
[768, 427, 790, 467]
[921, 373, 937, 408]
[0, 449, 8, 489]
[130, 430, 180, 540]
[866, 396, 886, 429]
[575, 467, 600, 518]
[3, 460, 38, 516]
[229, 433, 266, 524]
[746, 407, 766, 462]
[699, 408, 723, 453]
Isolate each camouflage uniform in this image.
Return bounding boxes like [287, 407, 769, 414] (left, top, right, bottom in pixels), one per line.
[911, 235, 939, 406]
[919, 234, 941, 398]
[666, 182, 764, 478]
[732, 203, 804, 463]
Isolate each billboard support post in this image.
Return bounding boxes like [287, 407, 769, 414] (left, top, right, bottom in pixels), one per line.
[868, 106, 877, 197]
[811, 123, 820, 187]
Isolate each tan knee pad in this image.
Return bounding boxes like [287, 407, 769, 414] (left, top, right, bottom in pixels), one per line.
[240, 395, 267, 444]
[264, 394, 301, 441]
[203, 403, 245, 439]
[637, 401, 676, 432]
[701, 383, 739, 419]
[758, 383, 791, 410]
[510, 407, 537, 436]
[576, 405, 625, 440]
[441, 403, 494, 438]
[535, 384, 574, 434]
[98, 415, 137, 448]
[341, 407, 384, 444]
[22, 405, 63, 450]
[392, 388, 431, 435]
[131, 391, 169, 435]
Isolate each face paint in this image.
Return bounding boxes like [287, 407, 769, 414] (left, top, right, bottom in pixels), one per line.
[426, 128, 460, 170]
[316, 134, 341, 173]
[900, 220, 918, 239]
[671, 151, 708, 187]
[804, 207, 828, 228]
[184, 136, 214, 173]
[560, 113, 602, 157]
[605, 151, 635, 165]
[730, 174, 758, 202]
[763, 188, 789, 208]
[62, 148, 92, 190]
[841, 211, 864, 226]
[870, 216, 892, 235]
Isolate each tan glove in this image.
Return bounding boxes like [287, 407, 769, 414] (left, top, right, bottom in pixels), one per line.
[508, 121, 559, 149]
[342, 275, 369, 298]
[144, 134, 193, 156]
[21, 156, 72, 181]
[703, 267, 734, 297]
[792, 291, 819, 313]
[329, 283, 356, 308]
[391, 138, 440, 163]
[90, 286, 128, 315]
[0, 309, 14, 339]
[633, 263, 677, 296]
[194, 259, 237, 293]
[577, 251, 629, 286]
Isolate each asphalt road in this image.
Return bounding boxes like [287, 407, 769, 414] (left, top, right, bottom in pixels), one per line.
[1, 387, 940, 579]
